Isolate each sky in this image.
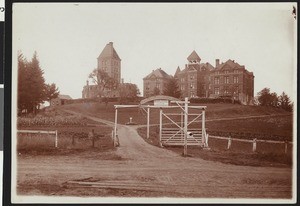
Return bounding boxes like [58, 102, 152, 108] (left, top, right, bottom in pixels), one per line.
[12, 3, 297, 101]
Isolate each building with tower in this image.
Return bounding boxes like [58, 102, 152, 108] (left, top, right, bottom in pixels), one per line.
[82, 42, 122, 98]
[143, 50, 255, 105]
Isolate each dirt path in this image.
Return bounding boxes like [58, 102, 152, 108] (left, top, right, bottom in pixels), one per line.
[16, 110, 293, 200]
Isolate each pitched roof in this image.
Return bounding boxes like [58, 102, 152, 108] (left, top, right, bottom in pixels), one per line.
[216, 59, 241, 69]
[187, 50, 201, 62]
[174, 66, 181, 77]
[58, 94, 72, 100]
[143, 68, 171, 79]
[98, 42, 121, 60]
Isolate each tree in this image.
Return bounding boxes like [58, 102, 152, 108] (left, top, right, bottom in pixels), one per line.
[278, 92, 293, 112]
[118, 83, 140, 104]
[88, 69, 118, 97]
[27, 52, 46, 113]
[163, 77, 181, 98]
[257, 88, 278, 107]
[45, 83, 60, 102]
[17, 51, 29, 114]
[17, 51, 60, 115]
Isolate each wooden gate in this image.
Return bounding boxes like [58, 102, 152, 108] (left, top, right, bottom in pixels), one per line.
[159, 110, 207, 147]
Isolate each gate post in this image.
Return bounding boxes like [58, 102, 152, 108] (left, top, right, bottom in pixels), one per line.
[183, 97, 188, 156]
[147, 106, 150, 139]
[201, 108, 206, 147]
[114, 108, 118, 147]
[159, 108, 163, 147]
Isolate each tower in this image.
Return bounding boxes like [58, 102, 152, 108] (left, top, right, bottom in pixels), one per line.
[97, 42, 121, 84]
[187, 50, 201, 64]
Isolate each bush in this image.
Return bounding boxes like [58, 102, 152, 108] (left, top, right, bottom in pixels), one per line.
[190, 97, 240, 104]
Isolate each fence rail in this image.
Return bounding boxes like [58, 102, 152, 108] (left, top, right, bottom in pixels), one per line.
[17, 129, 58, 148]
[209, 135, 292, 153]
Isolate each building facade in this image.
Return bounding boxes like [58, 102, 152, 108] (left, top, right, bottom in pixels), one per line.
[175, 51, 214, 98]
[143, 68, 171, 97]
[143, 50, 255, 105]
[82, 42, 121, 98]
[210, 59, 254, 105]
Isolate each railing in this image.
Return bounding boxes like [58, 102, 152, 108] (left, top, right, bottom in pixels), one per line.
[17, 130, 58, 148]
[209, 135, 292, 153]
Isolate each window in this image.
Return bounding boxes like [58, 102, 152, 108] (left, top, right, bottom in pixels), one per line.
[181, 85, 184, 90]
[214, 87, 220, 95]
[225, 76, 229, 84]
[233, 76, 239, 83]
[156, 83, 160, 89]
[191, 92, 195, 97]
[181, 78, 185, 82]
[214, 77, 220, 84]
[224, 86, 228, 94]
[190, 83, 195, 89]
[190, 75, 194, 80]
[225, 70, 229, 74]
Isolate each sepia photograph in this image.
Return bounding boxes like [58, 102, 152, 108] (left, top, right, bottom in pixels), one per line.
[10, 2, 296, 204]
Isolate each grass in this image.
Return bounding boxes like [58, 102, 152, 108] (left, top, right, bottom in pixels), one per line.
[23, 102, 293, 167]
[17, 125, 114, 154]
[61, 102, 292, 125]
[168, 146, 292, 168]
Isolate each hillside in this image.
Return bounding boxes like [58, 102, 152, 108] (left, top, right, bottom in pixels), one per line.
[60, 102, 293, 140]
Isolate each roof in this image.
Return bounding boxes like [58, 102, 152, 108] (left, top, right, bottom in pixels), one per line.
[140, 95, 180, 105]
[58, 95, 72, 100]
[216, 59, 241, 70]
[98, 42, 121, 61]
[174, 66, 181, 77]
[143, 68, 172, 80]
[187, 50, 201, 62]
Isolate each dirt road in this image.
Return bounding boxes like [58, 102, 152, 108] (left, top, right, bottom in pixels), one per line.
[16, 111, 293, 200]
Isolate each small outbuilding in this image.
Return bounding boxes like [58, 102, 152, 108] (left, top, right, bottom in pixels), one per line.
[50, 94, 72, 107]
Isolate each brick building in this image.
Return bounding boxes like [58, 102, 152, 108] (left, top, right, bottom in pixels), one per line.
[210, 59, 254, 105]
[143, 68, 172, 97]
[82, 42, 121, 98]
[175, 50, 214, 98]
[143, 50, 255, 105]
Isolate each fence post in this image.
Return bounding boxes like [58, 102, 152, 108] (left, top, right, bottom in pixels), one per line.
[284, 140, 288, 154]
[252, 138, 257, 152]
[227, 137, 232, 150]
[55, 130, 58, 148]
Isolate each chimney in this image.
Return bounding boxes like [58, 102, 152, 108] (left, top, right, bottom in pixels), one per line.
[86, 80, 89, 86]
[216, 59, 220, 67]
[109, 42, 113, 45]
[121, 78, 124, 84]
[185, 64, 187, 69]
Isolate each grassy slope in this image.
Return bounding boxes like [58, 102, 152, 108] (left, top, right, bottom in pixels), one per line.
[48, 102, 294, 167]
[62, 102, 293, 139]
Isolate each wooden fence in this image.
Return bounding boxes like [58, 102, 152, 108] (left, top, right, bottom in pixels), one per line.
[208, 135, 292, 153]
[17, 130, 58, 148]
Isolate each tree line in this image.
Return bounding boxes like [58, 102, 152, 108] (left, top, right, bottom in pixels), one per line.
[18, 51, 59, 115]
[256, 88, 293, 112]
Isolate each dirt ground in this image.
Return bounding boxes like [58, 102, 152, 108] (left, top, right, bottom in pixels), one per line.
[16, 111, 293, 201]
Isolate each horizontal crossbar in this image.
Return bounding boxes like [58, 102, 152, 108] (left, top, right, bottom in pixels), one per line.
[18, 130, 56, 134]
